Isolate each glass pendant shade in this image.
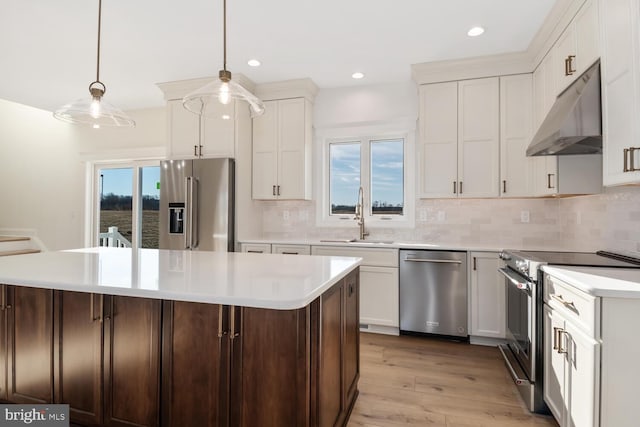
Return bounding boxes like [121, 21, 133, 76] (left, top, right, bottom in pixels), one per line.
[54, 83, 135, 128]
[182, 0, 265, 118]
[183, 71, 265, 118]
[53, 0, 135, 128]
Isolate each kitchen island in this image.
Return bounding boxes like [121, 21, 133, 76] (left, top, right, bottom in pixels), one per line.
[0, 247, 361, 427]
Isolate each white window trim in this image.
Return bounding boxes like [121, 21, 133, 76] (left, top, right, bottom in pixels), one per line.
[315, 119, 415, 229]
[86, 159, 161, 249]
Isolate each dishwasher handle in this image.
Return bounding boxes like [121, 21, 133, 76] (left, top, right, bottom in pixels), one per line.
[403, 258, 462, 264]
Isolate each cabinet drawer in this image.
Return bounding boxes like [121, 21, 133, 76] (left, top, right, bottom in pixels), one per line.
[272, 244, 311, 255]
[544, 273, 599, 337]
[311, 246, 398, 267]
[240, 243, 272, 254]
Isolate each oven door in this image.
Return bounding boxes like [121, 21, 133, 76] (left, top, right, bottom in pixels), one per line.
[499, 267, 535, 380]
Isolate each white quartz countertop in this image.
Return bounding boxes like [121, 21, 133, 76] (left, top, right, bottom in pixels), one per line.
[542, 266, 640, 298]
[0, 247, 361, 310]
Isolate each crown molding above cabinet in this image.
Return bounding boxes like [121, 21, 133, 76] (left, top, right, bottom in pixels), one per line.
[411, 0, 589, 83]
[156, 74, 257, 101]
[254, 78, 319, 103]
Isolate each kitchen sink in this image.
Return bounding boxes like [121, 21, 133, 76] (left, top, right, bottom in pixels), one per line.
[319, 239, 394, 245]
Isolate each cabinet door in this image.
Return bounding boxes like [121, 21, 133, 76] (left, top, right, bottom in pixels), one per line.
[458, 78, 500, 198]
[601, 0, 640, 185]
[233, 305, 311, 427]
[161, 302, 228, 427]
[55, 291, 103, 426]
[419, 82, 458, 198]
[318, 283, 344, 427]
[565, 321, 600, 427]
[0, 285, 7, 401]
[104, 296, 161, 427]
[201, 101, 235, 158]
[252, 100, 279, 199]
[534, 156, 558, 196]
[500, 74, 534, 197]
[343, 271, 359, 408]
[469, 253, 505, 338]
[7, 286, 54, 404]
[575, 0, 600, 73]
[555, 25, 578, 93]
[359, 266, 399, 328]
[278, 98, 308, 199]
[167, 99, 200, 159]
[543, 305, 566, 424]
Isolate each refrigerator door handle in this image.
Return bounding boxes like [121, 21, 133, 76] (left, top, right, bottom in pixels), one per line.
[191, 177, 199, 249]
[185, 177, 192, 249]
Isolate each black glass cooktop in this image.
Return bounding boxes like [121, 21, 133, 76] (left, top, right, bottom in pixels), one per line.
[516, 250, 640, 268]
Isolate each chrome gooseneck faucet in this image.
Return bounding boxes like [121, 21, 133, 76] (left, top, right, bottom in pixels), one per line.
[354, 186, 369, 240]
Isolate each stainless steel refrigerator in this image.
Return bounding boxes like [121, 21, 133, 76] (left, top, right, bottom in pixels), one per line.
[159, 158, 234, 252]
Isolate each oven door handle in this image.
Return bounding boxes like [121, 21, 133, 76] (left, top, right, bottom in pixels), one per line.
[498, 267, 532, 294]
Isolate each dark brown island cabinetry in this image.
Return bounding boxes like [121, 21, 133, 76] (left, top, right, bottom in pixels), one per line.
[162, 268, 360, 427]
[0, 266, 359, 427]
[53, 291, 161, 427]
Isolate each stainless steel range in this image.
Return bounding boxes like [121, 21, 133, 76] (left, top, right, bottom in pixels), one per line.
[497, 250, 640, 414]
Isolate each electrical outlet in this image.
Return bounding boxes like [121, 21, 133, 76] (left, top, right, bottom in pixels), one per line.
[283, 210, 290, 220]
[520, 210, 530, 223]
[419, 209, 427, 222]
[437, 211, 446, 222]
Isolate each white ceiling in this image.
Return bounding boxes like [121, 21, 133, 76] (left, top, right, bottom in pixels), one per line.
[0, 0, 556, 113]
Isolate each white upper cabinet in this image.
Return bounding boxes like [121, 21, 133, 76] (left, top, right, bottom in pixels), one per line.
[500, 74, 534, 197]
[166, 99, 235, 159]
[458, 78, 500, 198]
[157, 77, 254, 159]
[555, 0, 600, 94]
[252, 97, 313, 200]
[419, 82, 458, 198]
[600, 0, 640, 185]
[419, 78, 499, 198]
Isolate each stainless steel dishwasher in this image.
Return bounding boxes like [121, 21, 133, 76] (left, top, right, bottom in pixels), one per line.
[399, 250, 468, 338]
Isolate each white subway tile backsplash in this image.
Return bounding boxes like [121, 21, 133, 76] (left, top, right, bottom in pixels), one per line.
[256, 187, 640, 253]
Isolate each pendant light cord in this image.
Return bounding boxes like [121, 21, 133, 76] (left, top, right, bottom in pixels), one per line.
[96, 0, 102, 83]
[223, 0, 227, 72]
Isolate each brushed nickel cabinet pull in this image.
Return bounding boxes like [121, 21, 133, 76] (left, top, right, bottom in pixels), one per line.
[90, 294, 94, 322]
[230, 306, 240, 340]
[453, 181, 457, 194]
[199, 145, 203, 157]
[558, 330, 568, 354]
[567, 55, 576, 75]
[217, 305, 226, 338]
[624, 148, 630, 172]
[547, 173, 555, 189]
[272, 185, 276, 196]
[564, 57, 570, 76]
[459, 182, 463, 194]
[277, 185, 281, 196]
[630, 147, 639, 171]
[473, 257, 477, 271]
[247, 250, 263, 253]
[553, 327, 560, 351]
[282, 252, 298, 255]
[503, 180, 507, 194]
[0, 285, 5, 310]
[5, 287, 11, 310]
[194, 145, 198, 157]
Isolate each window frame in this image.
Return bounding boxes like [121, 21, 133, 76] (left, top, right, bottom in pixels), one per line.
[317, 123, 415, 229]
[88, 159, 160, 249]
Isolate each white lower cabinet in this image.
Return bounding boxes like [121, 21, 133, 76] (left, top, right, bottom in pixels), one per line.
[271, 244, 310, 255]
[359, 266, 399, 330]
[311, 245, 399, 334]
[544, 272, 601, 427]
[469, 252, 505, 339]
[239, 243, 272, 254]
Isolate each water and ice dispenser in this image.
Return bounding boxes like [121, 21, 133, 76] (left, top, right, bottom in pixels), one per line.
[168, 203, 185, 234]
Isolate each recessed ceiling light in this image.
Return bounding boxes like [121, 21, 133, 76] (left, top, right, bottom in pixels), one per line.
[247, 59, 261, 67]
[352, 72, 365, 79]
[467, 26, 485, 37]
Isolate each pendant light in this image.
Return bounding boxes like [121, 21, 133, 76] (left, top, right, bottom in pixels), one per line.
[53, 0, 135, 128]
[182, 0, 265, 118]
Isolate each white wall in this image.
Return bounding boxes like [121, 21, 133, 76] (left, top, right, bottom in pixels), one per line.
[0, 99, 84, 250]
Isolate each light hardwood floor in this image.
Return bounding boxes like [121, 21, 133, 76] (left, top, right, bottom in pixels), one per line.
[348, 333, 558, 427]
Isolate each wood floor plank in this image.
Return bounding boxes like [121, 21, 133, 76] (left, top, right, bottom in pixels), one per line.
[348, 333, 558, 427]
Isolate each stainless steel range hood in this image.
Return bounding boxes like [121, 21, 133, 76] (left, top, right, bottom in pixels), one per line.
[526, 61, 602, 156]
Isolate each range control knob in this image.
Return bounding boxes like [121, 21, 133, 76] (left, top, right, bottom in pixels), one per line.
[499, 252, 511, 261]
[516, 260, 528, 273]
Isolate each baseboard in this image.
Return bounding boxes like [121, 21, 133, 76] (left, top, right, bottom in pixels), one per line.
[359, 324, 399, 336]
[469, 336, 508, 347]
